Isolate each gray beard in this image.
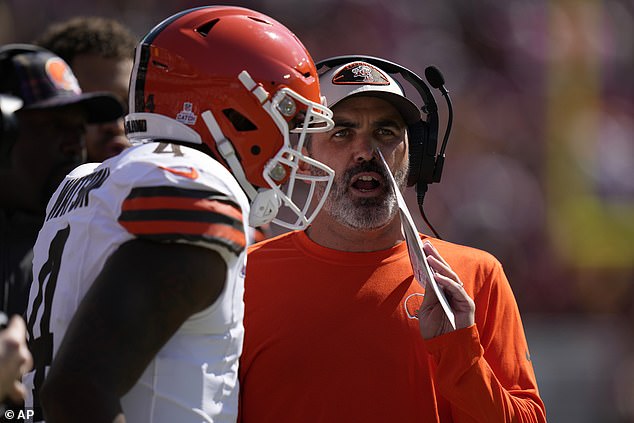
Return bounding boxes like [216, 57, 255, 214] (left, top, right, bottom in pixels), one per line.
[312, 159, 408, 231]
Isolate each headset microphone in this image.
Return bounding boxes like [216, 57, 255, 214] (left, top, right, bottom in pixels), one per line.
[424, 66, 452, 188]
[412, 65, 454, 239]
[424, 65, 445, 90]
[425, 65, 453, 183]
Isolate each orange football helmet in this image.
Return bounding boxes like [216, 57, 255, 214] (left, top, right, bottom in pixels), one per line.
[125, 6, 334, 229]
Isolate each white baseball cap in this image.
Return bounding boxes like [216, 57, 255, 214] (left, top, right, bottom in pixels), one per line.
[318, 61, 421, 125]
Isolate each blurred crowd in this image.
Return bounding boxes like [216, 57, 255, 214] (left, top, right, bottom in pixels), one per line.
[1, 0, 632, 421]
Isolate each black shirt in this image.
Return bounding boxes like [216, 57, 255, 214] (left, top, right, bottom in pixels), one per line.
[0, 208, 43, 317]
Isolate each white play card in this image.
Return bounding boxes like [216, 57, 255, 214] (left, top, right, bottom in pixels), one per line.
[375, 149, 456, 329]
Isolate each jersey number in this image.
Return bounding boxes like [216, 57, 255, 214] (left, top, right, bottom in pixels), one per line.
[26, 226, 70, 420]
[153, 142, 184, 156]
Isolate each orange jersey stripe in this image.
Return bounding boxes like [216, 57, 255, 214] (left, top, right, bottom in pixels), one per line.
[122, 196, 243, 221]
[120, 220, 246, 249]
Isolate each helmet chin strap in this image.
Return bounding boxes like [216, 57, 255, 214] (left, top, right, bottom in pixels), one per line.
[201, 110, 280, 227]
[248, 189, 281, 227]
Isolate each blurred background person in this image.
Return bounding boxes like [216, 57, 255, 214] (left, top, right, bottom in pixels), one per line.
[35, 16, 136, 162]
[0, 44, 123, 316]
[0, 313, 32, 404]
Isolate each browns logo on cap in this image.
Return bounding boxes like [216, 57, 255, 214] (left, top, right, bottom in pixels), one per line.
[44, 57, 81, 94]
[319, 60, 422, 125]
[332, 62, 390, 86]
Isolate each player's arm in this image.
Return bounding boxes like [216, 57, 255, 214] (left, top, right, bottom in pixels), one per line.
[39, 239, 227, 423]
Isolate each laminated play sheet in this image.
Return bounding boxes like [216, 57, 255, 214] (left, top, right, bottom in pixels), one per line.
[375, 149, 456, 329]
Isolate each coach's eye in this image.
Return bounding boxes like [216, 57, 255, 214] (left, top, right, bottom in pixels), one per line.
[332, 128, 350, 139]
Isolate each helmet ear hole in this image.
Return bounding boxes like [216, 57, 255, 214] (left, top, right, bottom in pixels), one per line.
[222, 108, 256, 131]
[195, 19, 219, 37]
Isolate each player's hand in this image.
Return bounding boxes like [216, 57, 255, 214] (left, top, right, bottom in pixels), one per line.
[0, 315, 33, 403]
[417, 242, 475, 340]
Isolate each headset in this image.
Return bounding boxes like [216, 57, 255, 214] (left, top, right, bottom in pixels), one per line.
[0, 44, 50, 161]
[316, 55, 454, 238]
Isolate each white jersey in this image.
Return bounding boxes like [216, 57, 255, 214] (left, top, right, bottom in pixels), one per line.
[24, 142, 251, 422]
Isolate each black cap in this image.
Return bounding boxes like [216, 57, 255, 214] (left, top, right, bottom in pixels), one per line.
[2, 47, 124, 123]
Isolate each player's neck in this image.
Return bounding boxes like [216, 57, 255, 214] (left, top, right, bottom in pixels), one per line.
[305, 213, 404, 252]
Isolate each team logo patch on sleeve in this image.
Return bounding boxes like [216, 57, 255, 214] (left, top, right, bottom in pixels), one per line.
[118, 186, 246, 255]
[332, 62, 390, 86]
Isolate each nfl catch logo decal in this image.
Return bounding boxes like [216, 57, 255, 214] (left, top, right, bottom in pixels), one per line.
[332, 62, 390, 86]
[176, 102, 198, 125]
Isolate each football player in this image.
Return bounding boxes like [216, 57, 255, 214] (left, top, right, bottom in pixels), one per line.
[23, 6, 334, 422]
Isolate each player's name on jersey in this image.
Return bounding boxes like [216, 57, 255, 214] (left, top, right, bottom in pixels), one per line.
[46, 167, 111, 221]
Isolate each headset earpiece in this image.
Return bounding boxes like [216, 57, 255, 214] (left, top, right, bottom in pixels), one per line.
[407, 120, 433, 187]
[316, 55, 441, 190]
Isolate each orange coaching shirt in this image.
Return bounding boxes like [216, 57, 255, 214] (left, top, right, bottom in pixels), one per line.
[239, 231, 546, 422]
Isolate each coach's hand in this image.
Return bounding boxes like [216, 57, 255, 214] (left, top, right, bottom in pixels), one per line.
[417, 242, 475, 340]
